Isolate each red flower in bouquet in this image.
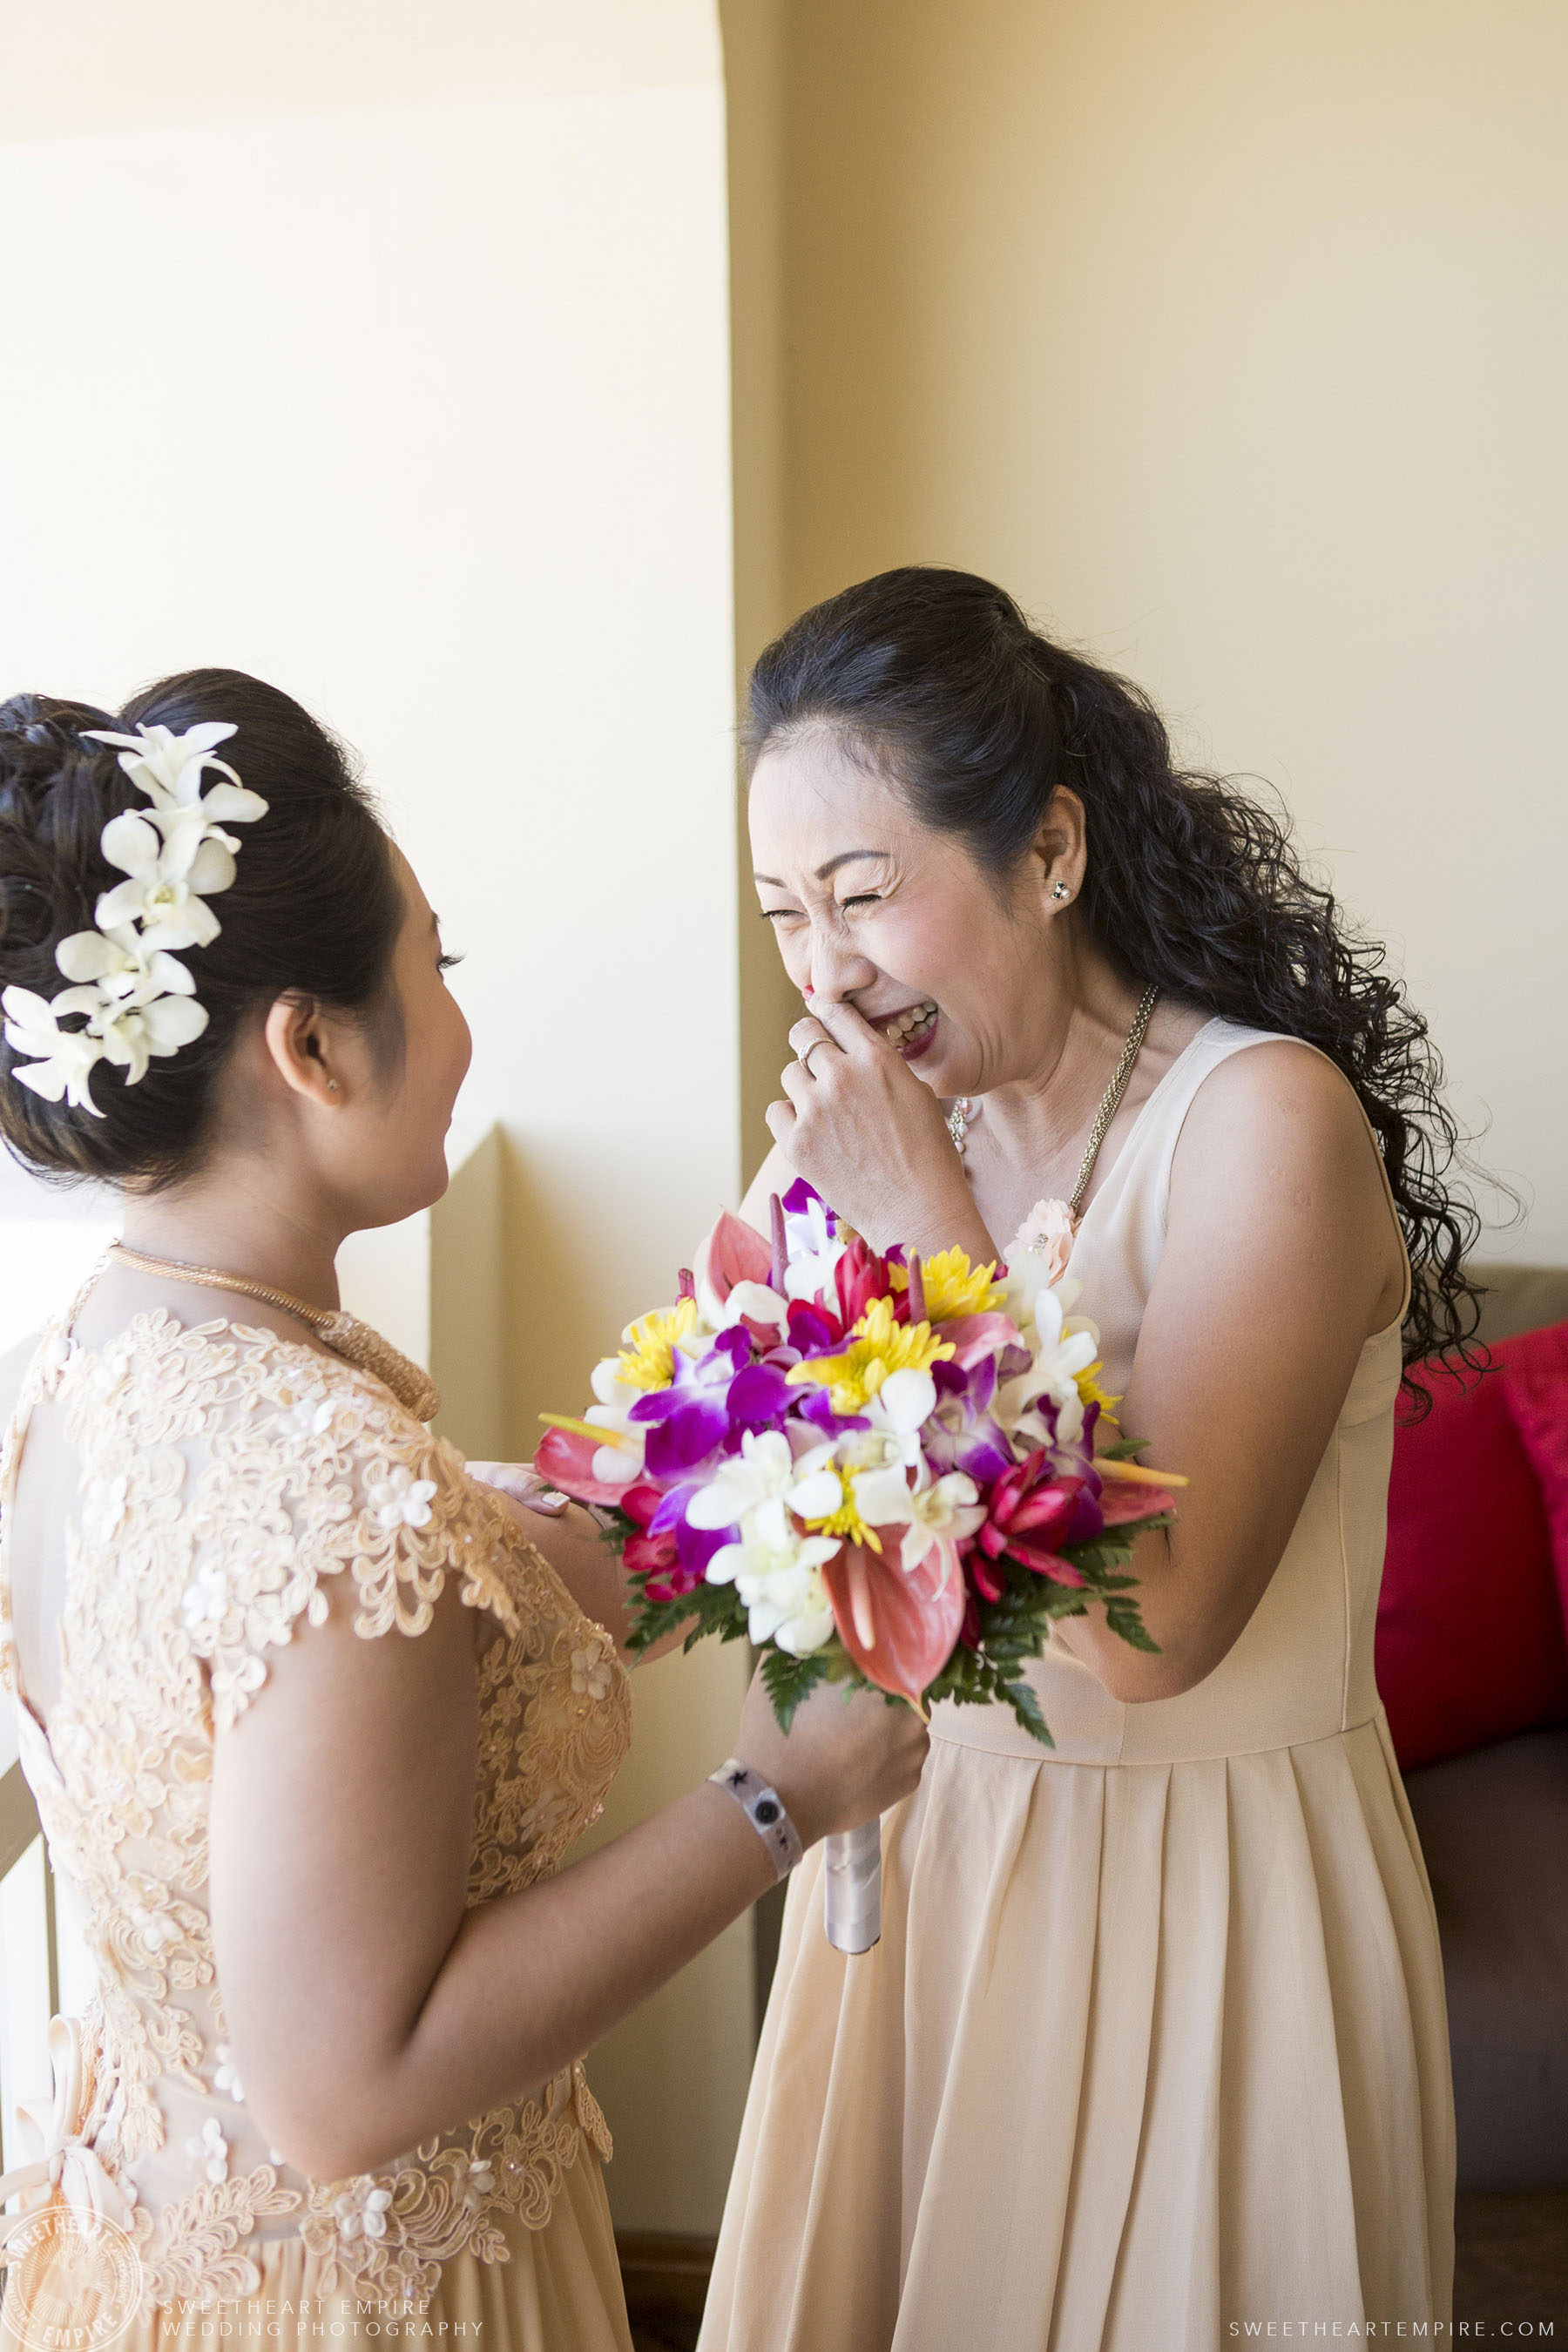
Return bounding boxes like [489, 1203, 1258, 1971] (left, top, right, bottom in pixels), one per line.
[970, 1449, 1103, 1598]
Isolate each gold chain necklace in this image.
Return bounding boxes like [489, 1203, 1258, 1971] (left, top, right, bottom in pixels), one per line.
[106, 1242, 441, 1422]
[947, 982, 1159, 1220]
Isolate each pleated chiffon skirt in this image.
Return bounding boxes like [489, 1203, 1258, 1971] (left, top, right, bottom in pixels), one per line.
[700, 1711, 1454, 2351]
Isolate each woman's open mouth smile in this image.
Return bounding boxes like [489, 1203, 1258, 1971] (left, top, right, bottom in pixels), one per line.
[875, 1000, 939, 1061]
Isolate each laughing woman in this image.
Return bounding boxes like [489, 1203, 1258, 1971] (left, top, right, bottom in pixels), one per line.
[698, 571, 1469, 2350]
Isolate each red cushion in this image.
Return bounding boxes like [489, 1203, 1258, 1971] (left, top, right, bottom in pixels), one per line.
[1377, 1327, 1568, 1774]
[1500, 1320, 1568, 1628]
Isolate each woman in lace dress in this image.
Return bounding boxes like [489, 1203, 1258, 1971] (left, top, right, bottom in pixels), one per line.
[700, 571, 1470, 2349]
[0, 672, 927, 2344]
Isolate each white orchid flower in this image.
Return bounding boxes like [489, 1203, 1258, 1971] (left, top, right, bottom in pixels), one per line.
[84, 720, 242, 802]
[718, 1279, 789, 1337]
[782, 1191, 846, 1303]
[995, 1287, 1102, 1450]
[783, 1424, 916, 1538]
[580, 1368, 647, 1485]
[584, 1418, 645, 1488]
[852, 1463, 985, 1576]
[56, 919, 195, 1006]
[3, 719, 267, 1125]
[84, 725, 267, 917]
[3, 984, 107, 1110]
[705, 1495, 840, 1653]
[692, 1257, 788, 1337]
[589, 1358, 644, 1418]
[686, 1429, 797, 1530]
[778, 1462, 841, 1523]
[92, 991, 210, 1086]
[801, 1427, 902, 1480]
[863, 1364, 939, 1465]
[83, 722, 268, 834]
[587, 1439, 644, 1477]
[95, 809, 232, 946]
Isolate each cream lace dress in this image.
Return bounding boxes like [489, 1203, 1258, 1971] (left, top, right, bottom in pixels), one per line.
[700, 1019, 1456, 2351]
[0, 1294, 634, 2347]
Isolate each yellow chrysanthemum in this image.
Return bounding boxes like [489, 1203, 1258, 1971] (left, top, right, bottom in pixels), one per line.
[616, 1299, 699, 1391]
[798, 1474, 883, 1554]
[1077, 1358, 1122, 1423]
[787, 1295, 956, 1415]
[891, 1247, 1009, 1321]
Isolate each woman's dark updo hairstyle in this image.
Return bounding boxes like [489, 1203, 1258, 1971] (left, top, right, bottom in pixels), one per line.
[746, 566, 1482, 1386]
[0, 667, 402, 1188]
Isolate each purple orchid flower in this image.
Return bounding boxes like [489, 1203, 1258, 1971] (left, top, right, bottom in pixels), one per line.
[793, 1385, 872, 1441]
[640, 1395, 732, 1483]
[726, 1359, 793, 1433]
[631, 1325, 794, 1490]
[675, 1514, 728, 1579]
[628, 1326, 750, 1428]
[924, 1356, 1017, 1486]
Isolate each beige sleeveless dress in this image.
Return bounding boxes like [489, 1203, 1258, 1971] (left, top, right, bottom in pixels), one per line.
[0, 1294, 635, 2347]
[700, 1019, 1455, 2350]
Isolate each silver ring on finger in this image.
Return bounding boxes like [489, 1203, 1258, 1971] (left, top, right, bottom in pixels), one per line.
[799, 1038, 834, 1078]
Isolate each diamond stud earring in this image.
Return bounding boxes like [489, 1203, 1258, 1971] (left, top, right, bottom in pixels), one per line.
[1051, 882, 1071, 901]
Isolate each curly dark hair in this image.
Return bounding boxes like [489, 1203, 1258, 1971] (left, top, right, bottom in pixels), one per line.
[745, 566, 1482, 1385]
[0, 668, 402, 1188]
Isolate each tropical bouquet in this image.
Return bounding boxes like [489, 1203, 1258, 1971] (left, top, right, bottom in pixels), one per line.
[536, 1181, 1182, 1950]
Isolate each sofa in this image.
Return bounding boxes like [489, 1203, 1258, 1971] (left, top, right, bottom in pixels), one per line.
[1392, 1265, 1568, 2193]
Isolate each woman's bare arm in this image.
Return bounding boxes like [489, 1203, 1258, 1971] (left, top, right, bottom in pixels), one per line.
[1053, 1043, 1406, 1701]
[738, 1142, 794, 1239]
[208, 1581, 927, 2181]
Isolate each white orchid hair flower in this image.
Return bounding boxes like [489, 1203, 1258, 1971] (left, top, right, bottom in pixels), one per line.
[3, 720, 266, 1116]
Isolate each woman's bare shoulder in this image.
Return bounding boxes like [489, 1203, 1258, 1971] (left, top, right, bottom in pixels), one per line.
[1168, 1037, 1403, 1324]
[1179, 1034, 1370, 1147]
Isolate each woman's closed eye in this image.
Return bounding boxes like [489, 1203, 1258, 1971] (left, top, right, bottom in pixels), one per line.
[758, 895, 881, 923]
[437, 950, 465, 973]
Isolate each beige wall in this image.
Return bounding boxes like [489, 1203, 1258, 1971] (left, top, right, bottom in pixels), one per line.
[722, 0, 803, 1185]
[0, 0, 754, 2236]
[745, 0, 1567, 1256]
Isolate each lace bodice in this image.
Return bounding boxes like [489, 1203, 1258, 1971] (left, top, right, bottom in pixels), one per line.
[0, 1302, 632, 2308]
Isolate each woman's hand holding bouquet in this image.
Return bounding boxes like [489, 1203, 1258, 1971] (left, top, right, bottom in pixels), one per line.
[537, 1181, 1184, 1950]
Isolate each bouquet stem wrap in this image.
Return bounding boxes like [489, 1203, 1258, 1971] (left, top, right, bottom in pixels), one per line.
[823, 1818, 882, 1954]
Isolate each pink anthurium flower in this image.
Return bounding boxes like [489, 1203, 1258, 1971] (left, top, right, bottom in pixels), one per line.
[693, 1210, 787, 1339]
[534, 1423, 640, 1508]
[823, 1533, 966, 1710]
